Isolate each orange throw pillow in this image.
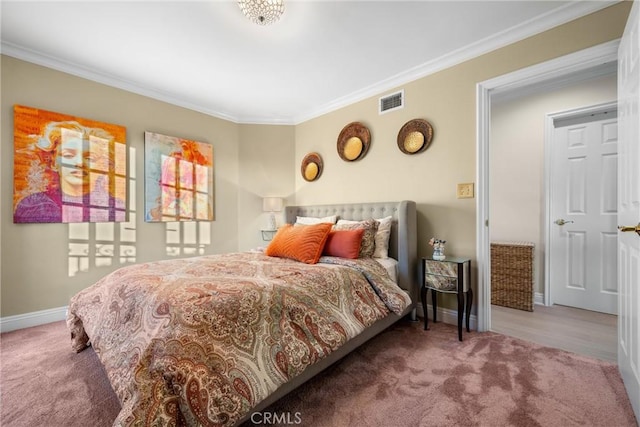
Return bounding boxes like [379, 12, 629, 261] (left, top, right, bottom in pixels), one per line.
[265, 223, 332, 264]
[323, 229, 364, 259]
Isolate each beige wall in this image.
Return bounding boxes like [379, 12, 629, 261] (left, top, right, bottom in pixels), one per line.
[294, 3, 629, 309]
[238, 124, 295, 250]
[491, 74, 617, 297]
[0, 2, 631, 319]
[0, 56, 294, 317]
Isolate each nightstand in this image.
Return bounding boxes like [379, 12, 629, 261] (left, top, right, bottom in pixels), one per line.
[421, 257, 472, 341]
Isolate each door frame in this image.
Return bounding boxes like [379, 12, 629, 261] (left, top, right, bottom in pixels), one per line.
[475, 40, 619, 332]
[543, 101, 618, 308]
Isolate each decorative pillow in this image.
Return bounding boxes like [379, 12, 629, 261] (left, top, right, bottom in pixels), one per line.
[373, 216, 393, 259]
[295, 215, 338, 225]
[265, 223, 332, 264]
[334, 219, 378, 258]
[322, 229, 365, 259]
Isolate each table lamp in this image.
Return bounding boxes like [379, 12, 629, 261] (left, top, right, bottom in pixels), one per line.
[263, 197, 283, 230]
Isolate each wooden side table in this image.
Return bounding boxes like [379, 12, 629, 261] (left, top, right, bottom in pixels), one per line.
[421, 257, 472, 341]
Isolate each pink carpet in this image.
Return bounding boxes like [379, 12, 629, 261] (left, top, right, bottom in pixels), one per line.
[1, 319, 636, 426]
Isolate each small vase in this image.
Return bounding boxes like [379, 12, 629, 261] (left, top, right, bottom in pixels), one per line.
[433, 247, 445, 261]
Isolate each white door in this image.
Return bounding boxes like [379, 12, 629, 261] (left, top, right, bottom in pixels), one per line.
[549, 110, 618, 314]
[618, 0, 640, 419]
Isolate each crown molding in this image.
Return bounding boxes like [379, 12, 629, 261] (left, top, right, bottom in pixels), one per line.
[1, 1, 618, 126]
[0, 41, 241, 123]
[293, 0, 620, 124]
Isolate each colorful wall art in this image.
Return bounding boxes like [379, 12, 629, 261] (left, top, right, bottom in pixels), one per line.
[13, 105, 127, 223]
[144, 132, 214, 222]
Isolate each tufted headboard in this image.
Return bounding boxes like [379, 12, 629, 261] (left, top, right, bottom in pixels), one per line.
[285, 201, 418, 305]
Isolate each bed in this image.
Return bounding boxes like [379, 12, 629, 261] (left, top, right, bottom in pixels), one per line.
[67, 200, 418, 426]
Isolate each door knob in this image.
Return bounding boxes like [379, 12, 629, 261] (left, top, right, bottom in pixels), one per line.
[554, 219, 574, 226]
[618, 223, 640, 236]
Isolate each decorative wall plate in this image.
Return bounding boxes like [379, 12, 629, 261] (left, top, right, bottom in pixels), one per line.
[337, 122, 371, 161]
[301, 152, 323, 182]
[397, 119, 433, 154]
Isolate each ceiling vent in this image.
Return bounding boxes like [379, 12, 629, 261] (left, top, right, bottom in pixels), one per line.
[379, 90, 404, 114]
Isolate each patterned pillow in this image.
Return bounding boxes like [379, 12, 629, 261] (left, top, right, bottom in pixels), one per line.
[373, 216, 393, 259]
[334, 219, 379, 258]
[265, 223, 332, 264]
[322, 229, 364, 259]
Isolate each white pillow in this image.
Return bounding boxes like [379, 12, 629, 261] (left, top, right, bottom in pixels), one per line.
[295, 215, 337, 225]
[336, 216, 393, 259]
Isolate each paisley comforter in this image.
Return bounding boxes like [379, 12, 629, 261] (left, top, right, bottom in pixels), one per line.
[67, 251, 411, 426]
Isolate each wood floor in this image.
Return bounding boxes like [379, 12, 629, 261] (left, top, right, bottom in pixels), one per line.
[491, 303, 617, 363]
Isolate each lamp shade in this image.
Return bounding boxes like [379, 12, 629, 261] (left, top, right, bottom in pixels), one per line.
[263, 197, 284, 212]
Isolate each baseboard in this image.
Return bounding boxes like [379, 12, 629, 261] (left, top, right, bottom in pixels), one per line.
[417, 302, 478, 331]
[0, 306, 67, 333]
[534, 292, 544, 305]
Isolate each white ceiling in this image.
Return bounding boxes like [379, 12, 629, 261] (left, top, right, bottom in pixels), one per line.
[0, 1, 618, 125]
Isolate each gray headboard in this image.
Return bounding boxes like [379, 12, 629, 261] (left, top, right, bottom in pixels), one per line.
[285, 201, 418, 305]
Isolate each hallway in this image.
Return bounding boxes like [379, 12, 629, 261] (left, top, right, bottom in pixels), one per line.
[491, 303, 617, 363]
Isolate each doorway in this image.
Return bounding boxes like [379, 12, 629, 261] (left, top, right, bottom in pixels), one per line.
[488, 79, 618, 359]
[475, 40, 619, 332]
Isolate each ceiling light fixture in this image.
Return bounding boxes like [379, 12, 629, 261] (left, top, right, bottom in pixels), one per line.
[238, 0, 285, 26]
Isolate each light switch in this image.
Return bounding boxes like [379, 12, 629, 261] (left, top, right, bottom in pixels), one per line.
[457, 183, 474, 199]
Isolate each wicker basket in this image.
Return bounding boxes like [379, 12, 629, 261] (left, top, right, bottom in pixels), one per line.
[491, 241, 534, 312]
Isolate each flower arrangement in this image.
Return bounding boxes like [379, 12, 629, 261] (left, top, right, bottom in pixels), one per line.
[428, 237, 446, 249]
[429, 237, 446, 260]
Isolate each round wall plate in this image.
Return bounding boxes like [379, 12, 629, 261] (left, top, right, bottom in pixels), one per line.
[397, 119, 433, 154]
[301, 152, 323, 182]
[337, 122, 371, 161]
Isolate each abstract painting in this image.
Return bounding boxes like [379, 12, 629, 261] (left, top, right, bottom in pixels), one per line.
[144, 132, 214, 222]
[13, 105, 127, 223]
